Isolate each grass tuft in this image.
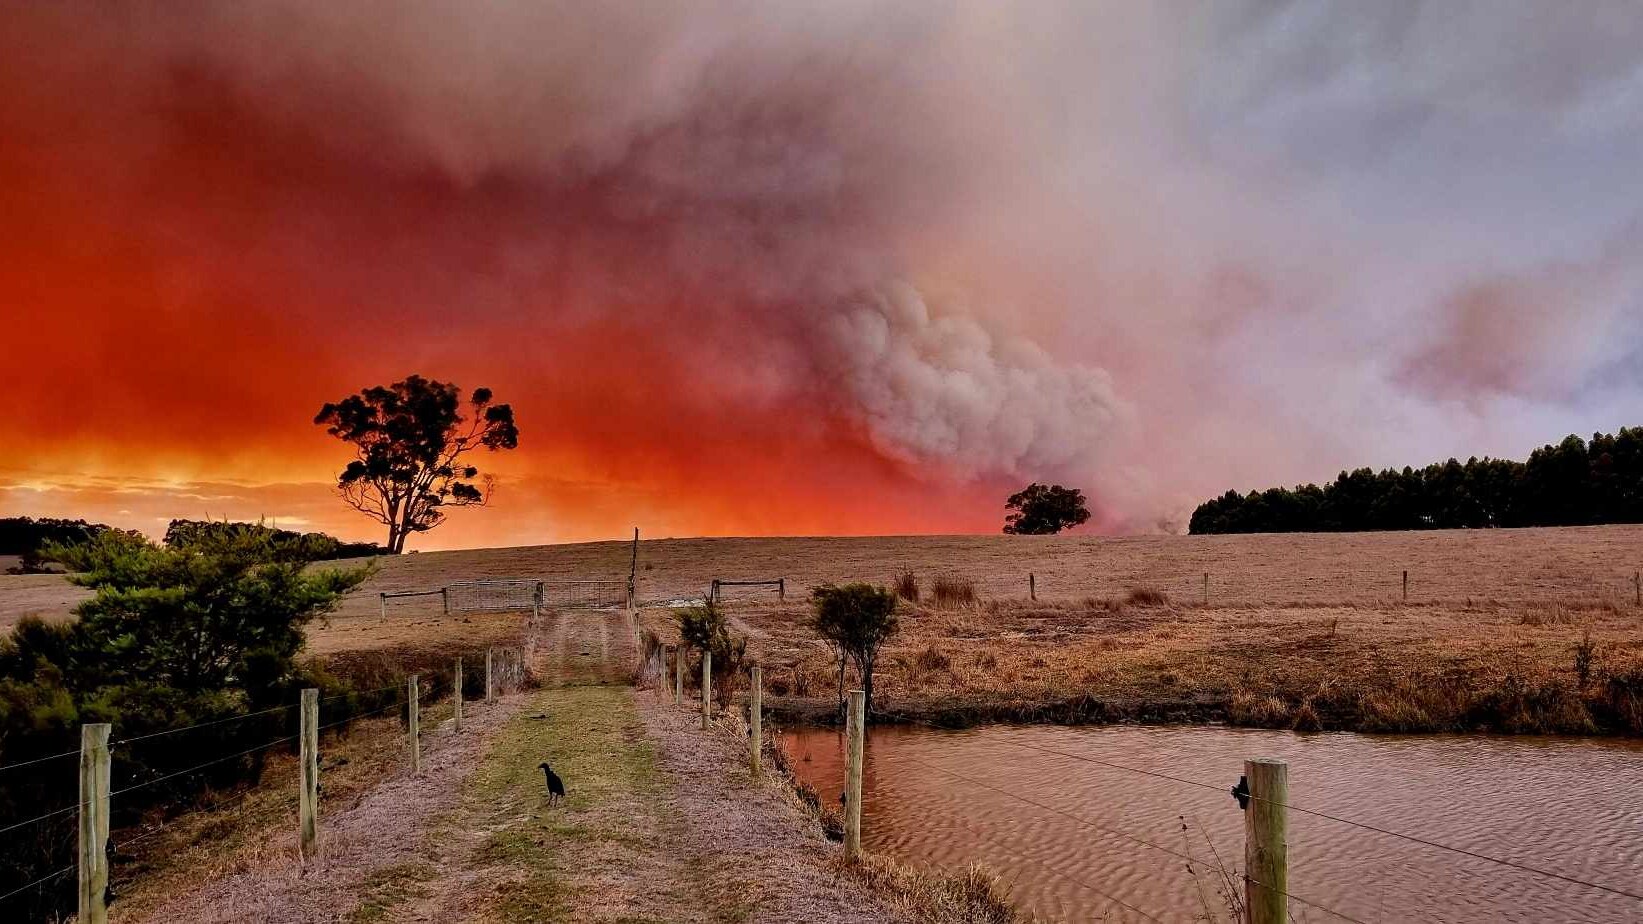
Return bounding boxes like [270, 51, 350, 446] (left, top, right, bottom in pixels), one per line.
[894, 571, 921, 604]
[1125, 587, 1170, 606]
[931, 576, 979, 609]
[838, 854, 1026, 923]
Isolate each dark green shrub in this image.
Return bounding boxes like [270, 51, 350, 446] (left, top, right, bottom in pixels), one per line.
[673, 602, 748, 707]
[0, 528, 368, 919]
[810, 583, 901, 715]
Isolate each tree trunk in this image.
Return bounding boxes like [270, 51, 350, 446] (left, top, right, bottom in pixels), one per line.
[836, 654, 846, 721]
[860, 653, 875, 716]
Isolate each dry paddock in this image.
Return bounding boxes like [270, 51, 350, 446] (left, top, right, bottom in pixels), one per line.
[4, 527, 1641, 733]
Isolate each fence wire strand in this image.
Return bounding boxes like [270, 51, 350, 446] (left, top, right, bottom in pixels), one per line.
[0, 865, 74, 904]
[112, 702, 300, 747]
[0, 747, 81, 774]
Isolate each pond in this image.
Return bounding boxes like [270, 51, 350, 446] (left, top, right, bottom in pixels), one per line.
[777, 722, 1643, 922]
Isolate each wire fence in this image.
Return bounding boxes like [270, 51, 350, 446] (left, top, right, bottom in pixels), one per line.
[704, 566, 1643, 610]
[0, 648, 529, 921]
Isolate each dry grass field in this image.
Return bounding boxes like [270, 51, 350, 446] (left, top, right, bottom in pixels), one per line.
[5, 526, 1641, 734]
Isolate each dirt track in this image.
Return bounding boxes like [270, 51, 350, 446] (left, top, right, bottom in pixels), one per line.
[123, 606, 909, 922]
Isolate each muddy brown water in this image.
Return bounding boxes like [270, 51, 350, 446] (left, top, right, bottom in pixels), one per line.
[777, 723, 1643, 923]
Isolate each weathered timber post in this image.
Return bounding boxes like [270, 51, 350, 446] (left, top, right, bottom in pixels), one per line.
[674, 645, 684, 706]
[1635, 570, 1640, 606]
[78, 722, 111, 924]
[628, 526, 640, 612]
[1244, 758, 1288, 924]
[408, 674, 421, 773]
[778, 578, 786, 602]
[1204, 572, 1210, 605]
[749, 665, 763, 774]
[533, 581, 542, 620]
[379, 592, 386, 619]
[1029, 572, 1036, 601]
[442, 586, 450, 614]
[701, 649, 713, 730]
[485, 648, 495, 703]
[453, 659, 464, 731]
[1402, 570, 1409, 601]
[299, 689, 319, 861]
[710, 579, 720, 604]
[844, 689, 865, 861]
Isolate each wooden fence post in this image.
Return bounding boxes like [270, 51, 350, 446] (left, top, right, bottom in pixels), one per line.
[701, 649, 713, 729]
[379, 592, 386, 619]
[408, 674, 421, 774]
[485, 648, 495, 703]
[1402, 570, 1409, 601]
[533, 581, 543, 620]
[1029, 572, 1036, 601]
[1244, 758, 1288, 924]
[1203, 572, 1209, 605]
[442, 586, 450, 614]
[844, 690, 865, 861]
[674, 646, 684, 706]
[629, 527, 640, 610]
[778, 578, 786, 602]
[749, 665, 763, 774]
[78, 722, 110, 924]
[299, 689, 319, 861]
[453, 659, 464, 731]
[1635, 570, 1640, 606]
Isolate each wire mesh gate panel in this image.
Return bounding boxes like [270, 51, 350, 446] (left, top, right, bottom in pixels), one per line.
[444, 580, 541, 613]
[540, 580, 628, 610]
[443, 579, 629, 613]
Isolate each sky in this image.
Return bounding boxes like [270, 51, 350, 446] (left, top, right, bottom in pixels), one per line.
[2, 2, 1641, 550]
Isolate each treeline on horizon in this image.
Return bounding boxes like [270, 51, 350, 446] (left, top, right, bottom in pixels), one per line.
[0, 516, 387, 561]
[1189, 427, 1643, 534]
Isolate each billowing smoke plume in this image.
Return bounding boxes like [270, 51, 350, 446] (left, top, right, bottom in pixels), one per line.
[822, 283, 1126, 477]
[2, 2, 1640, 539]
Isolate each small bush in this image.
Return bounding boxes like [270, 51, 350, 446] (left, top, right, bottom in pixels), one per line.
[674, 602, 749, 707]
[811, 584, 901, 713]
[1573, 630, 1600, 688]
[1126, 587, 1170, 606]
[1291, 700, 1323, 732]
[931, 576, 978, 608]
[894, 571, 921, 604]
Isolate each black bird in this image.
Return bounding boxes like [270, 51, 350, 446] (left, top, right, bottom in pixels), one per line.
[539, 762, 566, 805]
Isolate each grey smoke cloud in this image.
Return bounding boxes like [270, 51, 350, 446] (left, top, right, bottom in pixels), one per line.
[822, 282, 1129, 478]
[5, 1, 1641, 530]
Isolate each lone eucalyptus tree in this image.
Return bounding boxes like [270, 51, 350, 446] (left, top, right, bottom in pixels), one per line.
[315, 374, 518, 552]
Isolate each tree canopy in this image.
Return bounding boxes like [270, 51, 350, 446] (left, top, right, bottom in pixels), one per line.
[0, 516, 135, 555]
[809, 583, 901, 715]
[44, 528, 368, 691]
[1002, 483, 1092, 535]
[164, 518, 388, 560]
[1189, 426, 1643, 534]
[315, 375, 518, 553]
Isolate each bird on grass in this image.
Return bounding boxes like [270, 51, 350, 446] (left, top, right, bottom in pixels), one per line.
[539, 762, 566, 805]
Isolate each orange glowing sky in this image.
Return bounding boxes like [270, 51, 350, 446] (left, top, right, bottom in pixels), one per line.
[3, 4, 1639, 549]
